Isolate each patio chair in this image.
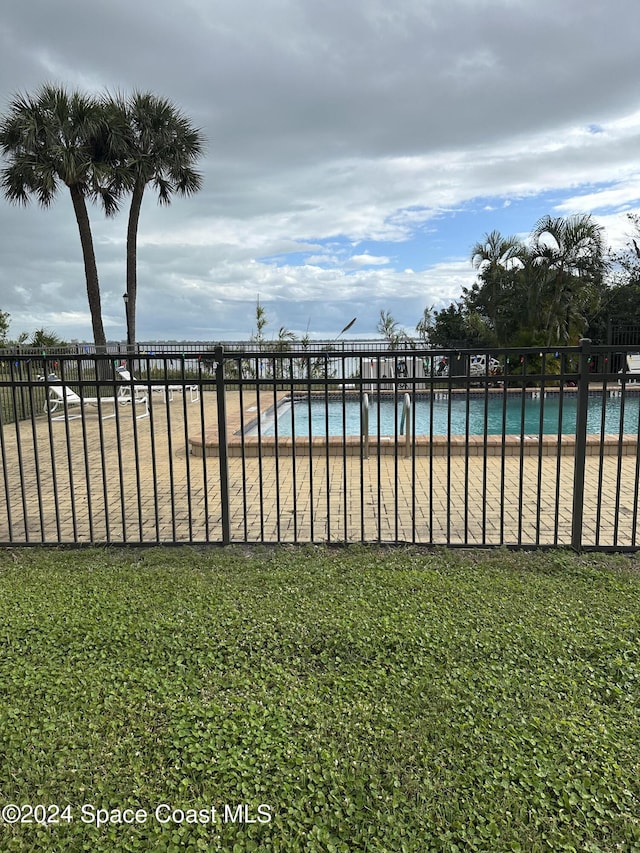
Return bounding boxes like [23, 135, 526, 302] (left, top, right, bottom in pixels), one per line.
[40, 374, 149, 421]
[116, 365, 199, 403]
[618, 353, 640, 385]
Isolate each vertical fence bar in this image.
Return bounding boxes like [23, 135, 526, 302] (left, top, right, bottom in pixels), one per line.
[631, 379, 640, 548]
[341, 354, 348, 541]
[463, 364, 471, 545]
[24, 362, 45, 541]
[214, 345, 231, 544]
[197, 355, 211, 543]
[360, 380, 367, 543]
[534, 353, 546, 545]
[9, 361, 30, 541]
[499, 357, 508, 545]
[571, 338, 591, 551]
[290, 358, 299, 544]
[324, 353, 332, 541]
[40, 368, 61, 542]
[255, 356, 266, 542]
[480, 367, 489, 545]
[175, 356, 193, 543]
[375, 357, 382, 542]
[392, 363, 399, 542]
[428, 360, 435, 545]
[553, 352, 566, 545]
[236, 356, 249, 543]
[272, 354, 282, 543]
[306, 363, 314, 542]
[145, 358, 161, 544]
[516, 356, 527, 546]
[593, 353, 609, 548]
[445, 356, 452, 544]
[612, 372, 626, 549]
[0, 387, 14, 542]
[156, 356, 177, 543]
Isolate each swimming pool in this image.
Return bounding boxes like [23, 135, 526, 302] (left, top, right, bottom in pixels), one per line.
[254, 391, 640, 437]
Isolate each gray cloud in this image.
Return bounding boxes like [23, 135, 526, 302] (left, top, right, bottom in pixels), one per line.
[1, 0, 640, 342]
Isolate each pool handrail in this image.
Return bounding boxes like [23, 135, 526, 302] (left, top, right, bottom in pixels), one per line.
[400, 392, 412, 457]
[361, 392, 369, 459]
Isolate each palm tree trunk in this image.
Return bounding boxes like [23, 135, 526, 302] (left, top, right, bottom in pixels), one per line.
[69, 184, 107, 350]
[126, 182, 145, 351]
[69, 184, 111, 382]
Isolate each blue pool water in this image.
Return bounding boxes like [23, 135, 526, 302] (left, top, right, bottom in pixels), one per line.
[257, 392, 640, 437]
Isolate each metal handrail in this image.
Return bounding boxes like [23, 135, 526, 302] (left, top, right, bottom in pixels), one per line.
[400, 392, 411, 457]
[361, 392, 369, 459]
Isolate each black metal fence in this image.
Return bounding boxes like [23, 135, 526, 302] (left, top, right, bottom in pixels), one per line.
[1, 340, 640, 549]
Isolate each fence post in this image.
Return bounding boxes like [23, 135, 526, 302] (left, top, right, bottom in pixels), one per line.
[214, 345, 231, 544]
[571, 338, 591, 551]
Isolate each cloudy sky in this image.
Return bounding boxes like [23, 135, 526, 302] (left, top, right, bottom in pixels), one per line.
[1, 0, 640, 344]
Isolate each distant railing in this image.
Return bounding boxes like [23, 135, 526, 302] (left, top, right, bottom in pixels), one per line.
[1, 339, 640, 549]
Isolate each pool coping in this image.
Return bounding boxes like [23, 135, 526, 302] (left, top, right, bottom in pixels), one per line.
[188, 388, 640, 458]
[190, 432, 638, 459]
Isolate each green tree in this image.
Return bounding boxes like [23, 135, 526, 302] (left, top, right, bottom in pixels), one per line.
[0, 311, 9, 344]
[415, 306, 433, 344]
[429, 303, 471, 347]
[377, 310, 413, 349]
[468, 230, 525, 342]
[245, 299, 300, 379]
[531, 214, 606, 345]
[0, 84, 121, 350]
[273, 326, 296, 379]
[28, 328, 67, 348]
[427, 302, 494, 349]
[611, 213, 640, 285]
[250, 298, 268, 349]
[465, 245, 548, 346]
[588, 214, 640, 342]
[377, 310, 399, 347]
[107, 92, 204, 348]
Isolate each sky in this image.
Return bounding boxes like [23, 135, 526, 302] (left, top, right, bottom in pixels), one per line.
[1, 0, 640, 344]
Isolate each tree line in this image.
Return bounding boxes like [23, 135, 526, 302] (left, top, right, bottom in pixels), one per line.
[380, 213, 640, 349]
[0, 83, 204, 353]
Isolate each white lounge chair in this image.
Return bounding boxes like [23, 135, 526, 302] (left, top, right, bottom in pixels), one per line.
[116, 365, 199, 403]
[618, 353, 640, 385]
[40, 374, 149, 420]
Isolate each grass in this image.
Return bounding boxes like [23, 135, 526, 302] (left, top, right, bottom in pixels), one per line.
[0, 546, 639, 852]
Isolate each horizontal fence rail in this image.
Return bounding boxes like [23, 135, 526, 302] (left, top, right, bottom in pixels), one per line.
[1, 340, 640, 549]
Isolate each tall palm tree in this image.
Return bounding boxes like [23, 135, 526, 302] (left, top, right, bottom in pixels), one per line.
[470, 229, 523, 273]
[470, 230, 524, 336]
[107, 92, 204, 349]
[531, 214, 605, 345]
[0, 84, 121, 350]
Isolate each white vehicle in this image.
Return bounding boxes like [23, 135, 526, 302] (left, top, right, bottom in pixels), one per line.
[434, 356, 449, 377]
[619, 353, 640, 385]
[469, 355, 501, 377]
[427, 354, 500, 379]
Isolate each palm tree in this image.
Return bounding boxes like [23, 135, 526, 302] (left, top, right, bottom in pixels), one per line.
[415, 306, 433, 344]
[0, 84, 121, 350]
[470, 229, 523, 272]
[107, 92, 204, 349]
[531, 214, 606, 345]
[470, 230, 524, 336]
[377, 310, 413, 349]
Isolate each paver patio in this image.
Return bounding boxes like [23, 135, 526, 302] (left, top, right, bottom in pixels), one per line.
[0, 390, 638, 547]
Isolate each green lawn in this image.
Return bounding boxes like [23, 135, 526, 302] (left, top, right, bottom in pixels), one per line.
[0, 546, 639, 852]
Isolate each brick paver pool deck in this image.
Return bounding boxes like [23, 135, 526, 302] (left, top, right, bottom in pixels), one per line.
[1, 390, 638, 547]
